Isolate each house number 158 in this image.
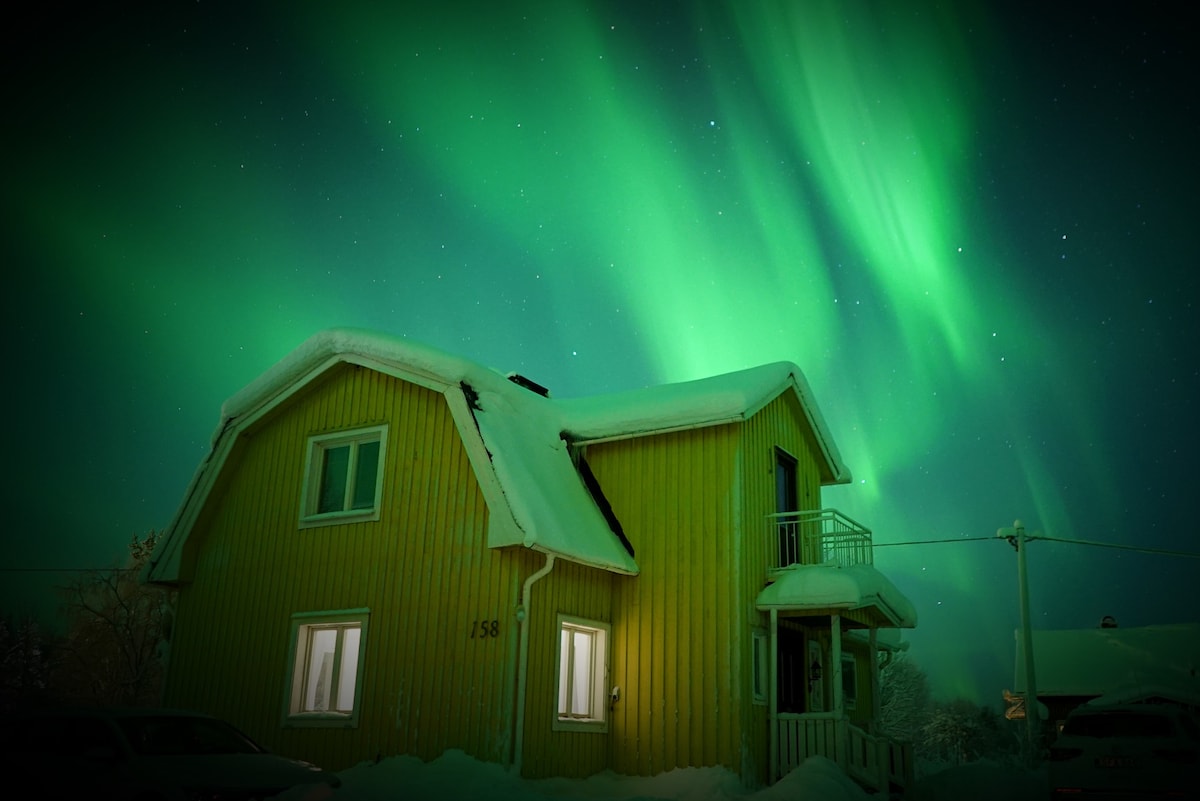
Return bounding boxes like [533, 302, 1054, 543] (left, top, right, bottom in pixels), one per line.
[471, 619, 500, 639]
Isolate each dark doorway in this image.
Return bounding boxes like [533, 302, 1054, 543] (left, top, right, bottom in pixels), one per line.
[777, 626, 807, 713]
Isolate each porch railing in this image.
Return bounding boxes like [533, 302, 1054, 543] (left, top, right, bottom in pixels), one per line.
[766, 509, 873, 571]
[776, 712, 912, 793]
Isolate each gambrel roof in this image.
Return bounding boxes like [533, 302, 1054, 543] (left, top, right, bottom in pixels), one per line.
[146, 328, 849, 584]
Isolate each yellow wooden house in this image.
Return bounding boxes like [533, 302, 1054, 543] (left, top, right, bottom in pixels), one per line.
[145, 328, 917, 791]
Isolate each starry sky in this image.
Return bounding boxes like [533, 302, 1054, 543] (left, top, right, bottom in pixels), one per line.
[4, 1, 1196, 708]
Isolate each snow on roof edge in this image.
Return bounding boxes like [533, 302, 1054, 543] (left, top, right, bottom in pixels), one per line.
[558, 362, 850, 483]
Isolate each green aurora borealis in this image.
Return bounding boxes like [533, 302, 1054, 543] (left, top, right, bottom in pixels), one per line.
[5, 1, 1196, 706]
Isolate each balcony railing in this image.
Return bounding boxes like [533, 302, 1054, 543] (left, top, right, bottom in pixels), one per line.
[766, 508, 873, 571]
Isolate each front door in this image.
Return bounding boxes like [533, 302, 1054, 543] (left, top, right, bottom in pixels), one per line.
[807, 639, 824, 713]
[777, 627, 806, 713]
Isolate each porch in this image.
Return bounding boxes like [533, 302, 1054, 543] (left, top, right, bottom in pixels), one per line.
[776, 712, 913, 793]
[757, 545, 919, 794]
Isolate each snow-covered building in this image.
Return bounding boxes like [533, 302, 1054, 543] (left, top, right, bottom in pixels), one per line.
[1013, 621, 1200, 734]
[145, 328, 917, 790]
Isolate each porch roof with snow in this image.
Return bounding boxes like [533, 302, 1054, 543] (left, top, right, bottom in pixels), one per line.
[147, 328, 849, 585]
[756, 563, 918, 629]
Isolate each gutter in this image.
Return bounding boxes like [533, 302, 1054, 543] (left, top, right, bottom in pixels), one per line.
[511, 552, 555, 775]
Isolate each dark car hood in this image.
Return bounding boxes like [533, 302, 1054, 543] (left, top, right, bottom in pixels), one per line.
[136, 752, 339, 791]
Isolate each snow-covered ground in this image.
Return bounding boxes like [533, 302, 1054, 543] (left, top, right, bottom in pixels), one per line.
[280, 749, 1048, 801]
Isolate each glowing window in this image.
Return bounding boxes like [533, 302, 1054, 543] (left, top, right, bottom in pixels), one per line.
[300, 426, 386, 527]
[286, 610, 368, 727]
[555, 615, 609, 732]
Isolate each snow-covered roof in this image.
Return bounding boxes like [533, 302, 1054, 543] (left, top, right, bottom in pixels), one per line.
[755, 563, 918, 628]
[147, 328, 849, 584]
[557, 365, 848, 484]
[1013, 623, 1200, 700]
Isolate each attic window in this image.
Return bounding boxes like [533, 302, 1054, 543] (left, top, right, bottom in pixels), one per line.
[300, 425, 387, 528]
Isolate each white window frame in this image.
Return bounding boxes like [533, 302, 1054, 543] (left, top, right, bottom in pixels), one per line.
[841, 653, 858, 711]
[752, 629, 769, 705]
[284, 609, 369, 728]
[299, 425, 387, 528]
[554, 614, 609, 733]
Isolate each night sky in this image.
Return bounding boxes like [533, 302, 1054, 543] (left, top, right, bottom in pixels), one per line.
[4, 1, 1196, 708]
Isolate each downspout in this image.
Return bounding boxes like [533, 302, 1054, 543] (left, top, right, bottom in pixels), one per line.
[512, 552, 556, 776]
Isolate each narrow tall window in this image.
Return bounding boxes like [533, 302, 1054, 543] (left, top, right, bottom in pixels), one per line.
[301, 426, 387, 526]
[752, 630, 769, 704]
[286, 610, 368, 727]
[555, 615, 609, 732]
[841, 654, 858, 711]
[775, 448, 799, 566]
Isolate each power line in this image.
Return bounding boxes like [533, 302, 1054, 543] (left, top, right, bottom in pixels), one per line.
[1032, 535, 1200, 559]
[875, 534, 1200, 559]
[0, 567, 139, 573]
[875, 536, 993, 546]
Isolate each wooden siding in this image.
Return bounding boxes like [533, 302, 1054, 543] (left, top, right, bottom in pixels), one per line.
[162, 360, 888, 787]
[737, 392, 828, 784]
[516, 553, 616, 779]
[164, 365, 522, 771]
[583, 424, 744, 778]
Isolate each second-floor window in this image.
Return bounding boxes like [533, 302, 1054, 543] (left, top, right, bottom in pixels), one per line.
[300, 425, 387, 527]
[775, 448, 799, 565]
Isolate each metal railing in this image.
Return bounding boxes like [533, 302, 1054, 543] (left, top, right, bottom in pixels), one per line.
[766, 508, 873, 570]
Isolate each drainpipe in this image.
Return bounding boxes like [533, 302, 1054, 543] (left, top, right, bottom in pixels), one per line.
[512, 552, 555, 776]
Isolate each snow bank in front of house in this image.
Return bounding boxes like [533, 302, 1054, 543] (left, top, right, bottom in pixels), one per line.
[317, 749, 873, 800]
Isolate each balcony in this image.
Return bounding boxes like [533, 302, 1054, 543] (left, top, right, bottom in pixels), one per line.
[766, 508, 873, 572]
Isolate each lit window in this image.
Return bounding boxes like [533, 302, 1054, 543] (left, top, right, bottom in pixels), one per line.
[301, 426, 386, 526]
[841, 654, 857, 710]
[752, 630, 769, 704]
[555, 615, 609, 732]
[286, 610, 368, 727]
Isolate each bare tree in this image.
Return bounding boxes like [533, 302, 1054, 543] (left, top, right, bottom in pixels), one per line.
[879, 651, 931, 743]
[1, 613, 55, 712]
[52, 531, 174, 706]
[920, 698, 1020, 766]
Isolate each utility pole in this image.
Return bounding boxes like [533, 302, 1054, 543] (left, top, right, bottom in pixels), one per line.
[1000, 519, 1040, 756]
